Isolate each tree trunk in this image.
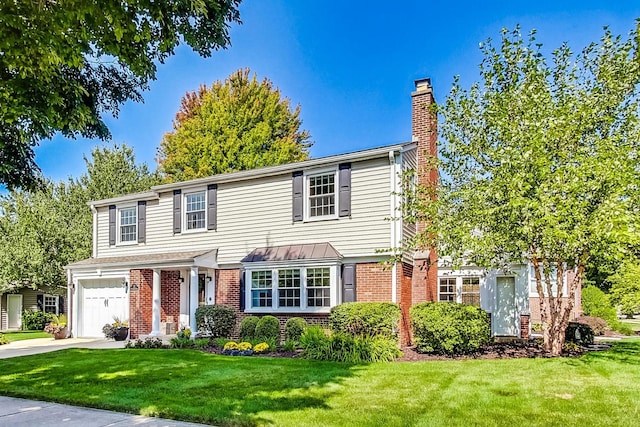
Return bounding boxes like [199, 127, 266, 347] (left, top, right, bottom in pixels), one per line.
[532, 255, 584, 356]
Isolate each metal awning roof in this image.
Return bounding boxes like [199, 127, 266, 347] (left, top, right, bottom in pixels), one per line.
[241, 243, 342, 263]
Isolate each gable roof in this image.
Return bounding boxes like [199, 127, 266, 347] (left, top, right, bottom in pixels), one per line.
[90, 142, 414, 207]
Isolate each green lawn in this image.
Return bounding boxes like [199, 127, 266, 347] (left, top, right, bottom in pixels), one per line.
[2, 330, 50, 342]
[620, 318, 640, 332]
[1, 341, 639, 427]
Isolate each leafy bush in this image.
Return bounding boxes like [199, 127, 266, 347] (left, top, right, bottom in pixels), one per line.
[582, 286, 617, 324]
[125, 337, 166, 349]
[615, 323, 634, 336]
[565, 322, 594, 346]
[0, 333, 8, 345]
[255, 316, 280, 342]
[282, 339, 298, 352]
[329, 302, 401, 340]
[194, 338, 211, 349]
[239, 316, 260, 340]
[299, 326, 401, 363]
[410, 302, 491, 355]
[195, 305, 236, 338]
[285, 317, 308, 341]
[213, 338, 231, 348]
[575, 316, 608, 336]
[22, 310, 55, 331]
[608, 260, 640, 316]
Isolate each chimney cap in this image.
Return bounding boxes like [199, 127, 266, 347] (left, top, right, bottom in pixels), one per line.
[414, 77, 431, 90]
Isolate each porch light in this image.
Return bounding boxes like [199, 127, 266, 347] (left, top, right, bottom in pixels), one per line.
[206, 276, 212, 282]
[178, 275, 184, 283]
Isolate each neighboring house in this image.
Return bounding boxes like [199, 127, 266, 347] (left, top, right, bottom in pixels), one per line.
[0, 287, 66, 331]
[65, 79, 539, 342]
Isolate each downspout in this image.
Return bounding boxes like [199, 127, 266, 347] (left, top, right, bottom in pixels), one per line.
[389, 150, 398, 303]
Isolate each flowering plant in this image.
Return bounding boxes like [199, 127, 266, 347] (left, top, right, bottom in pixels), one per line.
[44, 314, 67, 334]
[253, 342, 269, 354]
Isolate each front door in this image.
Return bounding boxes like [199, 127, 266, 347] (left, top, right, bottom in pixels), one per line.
[495, 277, 518, 336]
[7, 294, 22, 329]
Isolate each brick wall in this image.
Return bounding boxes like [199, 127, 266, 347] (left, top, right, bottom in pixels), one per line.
[520, 314, 530, 339]
[216, 269, 241, 310]
[129, 269, 152, 339]
[356, 263, 392, 301]
[397, 262, 413, 345]
[160, 270, 180, 323]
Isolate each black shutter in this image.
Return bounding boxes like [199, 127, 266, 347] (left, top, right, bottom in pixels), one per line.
[239, 270, 246, 311]
[36, 294, 43, 311]
[58, 296, 65, 315]
[173, 190, 182, 233]
[207, 184, 218, 230]
[108, 205, 116, 245]
[342, 264, 356, 303]
[292, 171, 303, 222]
[137, 201, 146, 243]
[338, 163, 351, 217]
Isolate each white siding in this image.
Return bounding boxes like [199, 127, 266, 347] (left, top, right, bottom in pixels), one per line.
[96, 158, 392, 264]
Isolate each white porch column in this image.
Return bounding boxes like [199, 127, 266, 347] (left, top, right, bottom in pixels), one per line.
[189, 266, 199, 335]
[149, 269, 161, 336]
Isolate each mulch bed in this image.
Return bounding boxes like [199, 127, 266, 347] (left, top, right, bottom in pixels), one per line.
[201, 341, 594, 361]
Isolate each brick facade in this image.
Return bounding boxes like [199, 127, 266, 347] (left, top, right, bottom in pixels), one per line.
[356, 263, 392, 302]
[129, 269, 153, 339]
[520, 314, 530, 339]
[160, 270, 181, 323]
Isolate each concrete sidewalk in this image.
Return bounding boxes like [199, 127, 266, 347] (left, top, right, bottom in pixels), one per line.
[0, 337, 126, 359]
[0, 396, 207, 426]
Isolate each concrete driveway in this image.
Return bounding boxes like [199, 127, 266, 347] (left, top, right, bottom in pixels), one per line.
[0, 396, 206, 426]
[0, 337, 126, 359]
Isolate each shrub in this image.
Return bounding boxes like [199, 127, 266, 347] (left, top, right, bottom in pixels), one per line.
[0, 333, 8, 345]
[410, 302, 491, 355]
[282, 339, 298, 352]
[255, 316, 280, 342]
[195, 305, 236, 338]
[614, 323, 634, 336]
[285, 317, 308, 341]
[575, 316, 608, 336]
[299, 326, 401, 363]
[329, 302, 401, 339]
[582, 286, 617, 325]
[22, 310, 55, 331]
[194, 338, 211, 349]
[125, 337, 165, 349]
[239, 316, 260, 340]
[565, 322, 594, 346]
[213, 338, 231, 348]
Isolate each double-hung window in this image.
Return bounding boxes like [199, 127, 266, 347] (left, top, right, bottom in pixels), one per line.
[439, 276, 481, 307]
[246, 266, 336, 312]
[307, 172, 336, 219]
[185, 191, 206, 230]
[43, 294, 59, 314]
[306, 267, 331, 307]
[119, 206, 137, 243]
[251, 271, 273, 308]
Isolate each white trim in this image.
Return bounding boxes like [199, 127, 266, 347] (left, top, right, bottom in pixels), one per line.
[304, 167, 339, 222]
[182, 189, 208, 233]
[43, 294, 60, 315]
[91, 205, 98, 257]
[116, 204, 138, 246]
[244, 264, 339, 314]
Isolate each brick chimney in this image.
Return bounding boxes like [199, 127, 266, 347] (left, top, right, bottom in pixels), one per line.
[411, 78, 438, 305]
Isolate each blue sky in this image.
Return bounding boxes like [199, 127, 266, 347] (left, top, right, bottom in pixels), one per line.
[35, 1, 640, 182]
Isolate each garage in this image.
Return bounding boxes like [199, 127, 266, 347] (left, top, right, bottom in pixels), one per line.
[79, 279, 128, 337]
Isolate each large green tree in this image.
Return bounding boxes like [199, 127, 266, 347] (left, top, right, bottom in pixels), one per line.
[608, 260, 640, 317]
[406, 25, 640, 355]
[0, 144, 158, 292]
[0, 0, 241, 190]
[158, 68, 312, 182]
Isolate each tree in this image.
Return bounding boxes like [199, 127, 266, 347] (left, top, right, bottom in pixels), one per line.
[405, 25, 640, 355]
[0, 144, 158, 292]
[158, 68, 312, 182]
[609, 260, 640, 317]
[0, 0, 241, 190]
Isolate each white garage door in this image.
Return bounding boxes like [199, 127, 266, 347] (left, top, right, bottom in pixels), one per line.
[80, 279, 128, 337]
